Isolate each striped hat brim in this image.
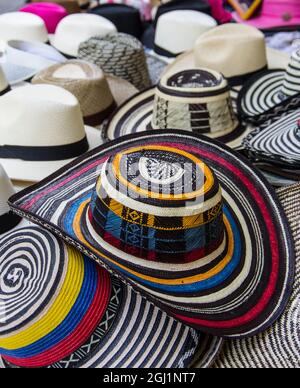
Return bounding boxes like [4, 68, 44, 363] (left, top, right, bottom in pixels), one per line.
[213, 183, 300, 368]
[9, 131, 294, 339]
[105, 87, 252, 149]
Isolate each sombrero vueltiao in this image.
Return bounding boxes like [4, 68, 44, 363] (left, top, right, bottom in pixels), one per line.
[105, 69, 252, 149]
[237, 49, 300, 125]
[0, 226, 221, 368]
[9, 130, 294, 338]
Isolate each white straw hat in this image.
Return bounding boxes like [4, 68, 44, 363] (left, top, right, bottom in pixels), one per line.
[50, 13, 117, 57]
[0, 12, 48, 45]
[0, 84, 102, 183]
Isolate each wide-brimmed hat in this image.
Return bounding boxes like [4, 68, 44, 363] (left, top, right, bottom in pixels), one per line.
[0, 226, 222, 368]
[164, 24, 290, 87]
[0, 164, 22, 235]
[0, 65, 10, 95]
[50, 13, 117, 58]
[214, 182, 300, 368]
[9, 130, 295, 338]
[20, 2, 68, 34]
[237, 49, 300, 124]
[78, 33, 151, 91]
[0, 40, 66, 85]
[0, 12, 48, 44]
[105, 69, 252, 149]
[31, 60, 138, 126]
[0, 84, 102, 183]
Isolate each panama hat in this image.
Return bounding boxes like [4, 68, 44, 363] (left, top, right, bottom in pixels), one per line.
[0, 12, 48, 45]
[20, 2, 68, 34]
[0, 226, 222, 368]
[50, 14, 117, 58]
[0, 84, 102, 183]
[0, 65, 10, 95]
[105, 69, 252, 149]
[214, 182, 300, 368]
[164, 24, 290, 88]
[31, 60, 138, 126]
[1, 39, 66, 85]
[237, 49, 300, 125]
[9, 130, 295, 338]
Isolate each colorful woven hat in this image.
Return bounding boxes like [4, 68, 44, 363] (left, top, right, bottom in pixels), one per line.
[78, 33, 152, 91]
[237, 49, 300, 124]
[0, 226, 222, 368]
[9, 130, 295, 338]
[32, 60, 138, 126]
[214, 182, 300, 368]
[105, 69, 252, 149]
[20, 2, 68, 34]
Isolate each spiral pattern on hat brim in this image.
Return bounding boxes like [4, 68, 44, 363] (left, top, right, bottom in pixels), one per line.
[9, 131, 294, 338]
[213, 183, 300, 368]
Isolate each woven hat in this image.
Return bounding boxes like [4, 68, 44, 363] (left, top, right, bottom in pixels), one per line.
[0, 66, 10, 95]
[154, 10, 217, 58]
[214, 182, 300, 368]
[9, 130, 295, 338]
[88, 4, 144, 40]
[164, 24, 290, 88]
[0, 84, 102, 183]
[50, 14, 117, 58]
[0, 12, 48, 44]
[78, 33, 151, 91]
[237, 49, 300, 125]
[105, 69, 252, 149]
[31, 0, 81, 14]
[0, 164, 22, 235]
[1, 40, 66, 85]
[31, 60, 138, 126]
[0, 226, 222, 368]
[20, 3, 68, 34]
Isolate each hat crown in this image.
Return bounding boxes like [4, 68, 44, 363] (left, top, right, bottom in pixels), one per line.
[89, 144, 225, 263]
[280, 49, 300, 99]
[0, 164, 15, 216]
[151, 69, 238, 135]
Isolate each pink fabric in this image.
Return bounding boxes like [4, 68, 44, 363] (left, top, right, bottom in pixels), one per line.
[208, 0, 232, 23]
[20, 2, 68, 33]
[233, 0, 300, 29]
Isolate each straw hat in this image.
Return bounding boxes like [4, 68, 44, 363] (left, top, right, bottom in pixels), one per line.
[0, 84, 102, 183]
[32, 60, 138, 126]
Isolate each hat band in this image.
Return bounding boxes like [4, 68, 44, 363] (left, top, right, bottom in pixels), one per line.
[84, 101, 117, 127]
[227, 66, 268, 87]
[0, 211, 21, 234]
[154, 43, 179, 58]
[0, 137, 89, 162]
[0, 86, 11, 96]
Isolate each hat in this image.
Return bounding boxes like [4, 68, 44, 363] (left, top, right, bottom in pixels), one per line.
[214, 182, 300, 368]
[0, 84, 102, 183]
[20, 2, 68, 34]
[0, 65, 10, 95]
[31, 60, 138, 126]
[233, 0, 300, 30]
[50, 14, 117, 58]
[0, 1, 27, 14]
[164, 24, 290, 88]
[88, 4, 144, 40]
[31, 0, 81, 14]
[9, 130, 295, 338]
[0, 12, 48, 44]
[105, 69, 252, 149]
[0, 226, 222, 368]
[237, 49, 300, 124]
[0, 164, 22, 235]
[154, 10, 217, 58]
[78, 33, 151, 91]
[1, 40, 66, 85]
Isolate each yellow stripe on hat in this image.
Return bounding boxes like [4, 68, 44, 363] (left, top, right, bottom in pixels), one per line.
[0, 246, 84, 350]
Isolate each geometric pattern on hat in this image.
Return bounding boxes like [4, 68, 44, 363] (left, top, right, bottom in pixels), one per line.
[0, 226, 210, 368]
[213, 183, 300, 368]
[8, 130, 295, 338]
[78, 33, 151, 91]
[105, 69, 252, 149]
[237, 50, 300, 124]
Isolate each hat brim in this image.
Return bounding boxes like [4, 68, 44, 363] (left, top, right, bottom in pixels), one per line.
[104, 87, 252, 149]
[0, 126, 103, 183]
[9, 130, 294, 338]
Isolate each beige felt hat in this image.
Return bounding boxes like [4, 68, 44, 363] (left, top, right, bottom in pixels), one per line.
[50, 13, 117, 57]
[31, 60, 138, 126]
[164, 24, 290, 87]
[0, 84, 103, 183]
